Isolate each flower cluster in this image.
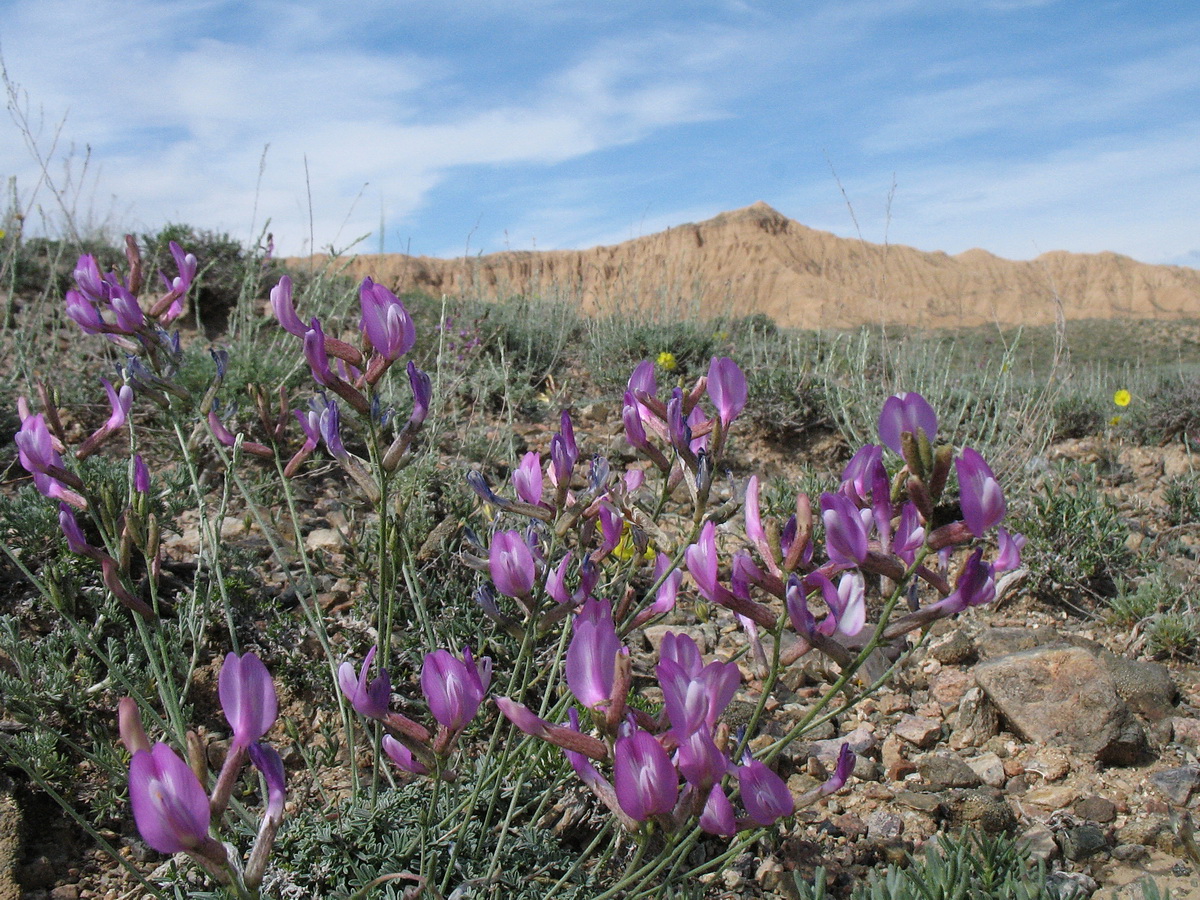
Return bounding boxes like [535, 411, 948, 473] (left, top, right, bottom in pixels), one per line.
[499, 614, 853, 834]
[120, 652, 284, 892]
[339, 644, 491, 778]
[268, 276, 432, 492]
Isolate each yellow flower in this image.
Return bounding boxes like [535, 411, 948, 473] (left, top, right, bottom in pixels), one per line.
[0, 229, 6, 240]
[656, 351, 677, 372]
[1110, 415, 1122, 427]
[611, 523, 654, 563]
[1113, 389, 1131, 407]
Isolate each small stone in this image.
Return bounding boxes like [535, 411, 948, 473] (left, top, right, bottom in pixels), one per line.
[50, 887, 81, 900]
[829, 812, 868, 839]
[1117, 817, 1167, 847]
[1060, 824, 1108, 860]
[895, 791, 944, 814]
[949, 687, 999, 749]
[1150, 766, 1200, 805]
[305, 528, 343, 552]
[642, 625, 709, 655]
[929, 630, 975, 665]
[946, 789, 1018, 833]
[916, 752, 982, 788]
[929, 669, 974, 711]
[866, 809, 904, 839]
[1023, 785, 1078, 810]
[1026, 747, 1071, 782]
[895, 714, 942, 748]
[965, 752, 1007, 788]
[1112, 843, 1148, 861]
[1047, 872, 1098, 898]
[1074, 795, 1117, 823]
[1173, 717, 1200, 746]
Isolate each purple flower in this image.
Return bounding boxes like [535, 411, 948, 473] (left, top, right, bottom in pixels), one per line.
[406, 361, 432, 427]
[550, 411, 578, 488]
[994, 527, 1025, 572]
[303, 318, 336, 387]
[108, 284, 145, 333]
[337, 646, 391, 720]
[700, 785, 737, 836]
[841, 444, 886, 505]
[271, 276, 307, 337]
[318, 398, 348, 460]
[489, 530, 536, 599]
[512, 452, 543, 506]
[820, 492, 869, 566]
[74, 255, 107, 301]
[685, 521, 725, 601]
[14, 413, 63, 477]
[59, 503, 97, 557]
[878, 392, 938, 456]
[133, 454, 150, 494]
[676, 728, 728, 790]
[65, 289, 105, 333]
[659, 630, 704, 678]
[129, 743, 214, 855]
[565, 598, 622, 709]
[656, 645, 739, 737]
[359, 278, 415, 360]
[816, 571, 866, 638]
[707, 357, 747, 428]
[382, 734, 430, 776]
[785, 574, 816, 637]
[893, 501, 925, 564]
[420, 646, 492, 731]
[956, 447, 1005, 537]
[167, 241, 198, 295]
[820, 743, 855, 796]
[627, 360, 658, 404]
[247, 741, 286, 820]
[613, 730, 678, 822]
[925, 547, 996, 617]
[737, 758, 794, 827]
[218, 652, 278, 749]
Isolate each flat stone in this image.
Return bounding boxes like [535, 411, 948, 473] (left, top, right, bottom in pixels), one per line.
[965, 752, 1008, 788]
[1024, 785, 1079, 810]
[916, 752, 983, 788]
[929, 630, 975, 665]
[1149, 766, 1200, 805]
[1101, 654, 1178, 722]
[895, 714, 942, 748]
[643, 625, 710, 655]
[895, 791, 945, 814]
[1075, 795, 1118, 823]
[974, 646, 1146, 764]
[304, 527, 344, 552]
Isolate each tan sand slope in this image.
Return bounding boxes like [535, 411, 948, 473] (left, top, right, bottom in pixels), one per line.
[300, 202, 1200, 329]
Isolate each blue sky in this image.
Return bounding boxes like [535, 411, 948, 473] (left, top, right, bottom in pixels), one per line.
[2, 0, 1198, 265]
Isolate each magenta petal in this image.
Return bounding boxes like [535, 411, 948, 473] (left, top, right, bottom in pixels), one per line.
[738, 758, 794, 827]
[707, 357, 748, 427]
[247, 742, 287, 818]
[700, 784, 738, 835]
[878, 392, 938, 455]
[270, 276, 307, 336]
[383, 735, 430, 776]
[565, 599, 621, 709]
[129, 744, 211, 854]
[489, 530, 536, 598]
[613, 730, 677, 821]
[956, 447, 1006, 537]
[218, 652, 278, 748]
[421, 647, 487, 730]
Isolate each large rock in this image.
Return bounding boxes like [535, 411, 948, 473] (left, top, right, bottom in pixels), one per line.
[974, 646, 1146, 764]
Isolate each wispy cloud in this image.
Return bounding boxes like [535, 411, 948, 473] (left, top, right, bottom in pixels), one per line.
[2, 0, 1198, 265]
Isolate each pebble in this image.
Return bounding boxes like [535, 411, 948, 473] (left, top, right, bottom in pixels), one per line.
[1074, 795, 1118, 823]
[895, 714, 942, 748]
[1023, 785, 1078, 810]
[1149, 765, 1200, 805]
[1060, 824, 1108, 860]
[1020, 823, 1059, 862]
[965, 752, 1007, 788]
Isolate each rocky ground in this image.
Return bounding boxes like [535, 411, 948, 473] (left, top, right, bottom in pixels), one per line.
[2, 412, 1199, 899]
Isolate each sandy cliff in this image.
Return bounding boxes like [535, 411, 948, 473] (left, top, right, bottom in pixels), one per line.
[299, 202, 1200, 329]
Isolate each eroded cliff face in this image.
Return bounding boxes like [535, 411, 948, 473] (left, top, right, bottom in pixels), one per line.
[294, 202, 1200, 329]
